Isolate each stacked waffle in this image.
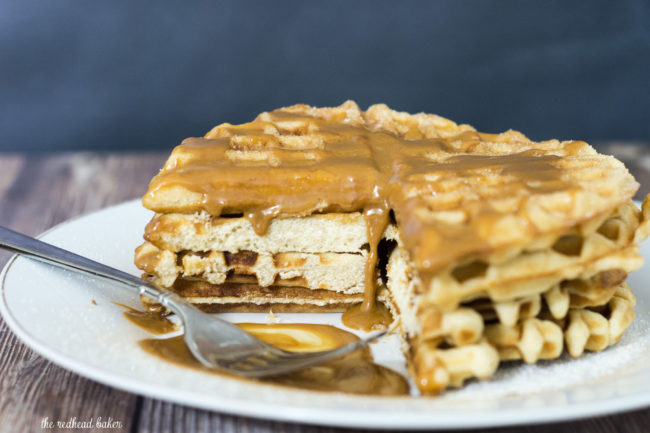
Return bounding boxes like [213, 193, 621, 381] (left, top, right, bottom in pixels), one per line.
[387, 201, 648, 392]
[136, 101, 398, 313]
[136, 212, 396, 312]
[135, 101, 650, 394]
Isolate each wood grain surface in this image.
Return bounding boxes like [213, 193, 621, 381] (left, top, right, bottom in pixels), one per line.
[0, 148, 648, 433]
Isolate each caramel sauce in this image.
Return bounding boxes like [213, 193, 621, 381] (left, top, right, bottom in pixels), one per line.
[115, 303, 179, 335]
[139, 323, 409, 396]
[341, 303, 393, 332]
[144, 106, 579, 330]
[341, 204, 393, 330]
[132, 249, 159, 275]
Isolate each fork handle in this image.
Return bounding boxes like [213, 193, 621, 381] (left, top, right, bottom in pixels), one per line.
[0, 225, 167, 303]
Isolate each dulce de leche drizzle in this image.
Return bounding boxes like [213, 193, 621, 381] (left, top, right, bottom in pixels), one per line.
[143, 103, 581, 330]
[138, 322, 408, 395]
[395, 150, 576, 276]
[115, 302, 179, 335]
[341, 205, 393, 331]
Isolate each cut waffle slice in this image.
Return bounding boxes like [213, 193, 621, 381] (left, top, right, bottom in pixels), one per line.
[143, 212, 401, 254]
[142, 101, 384, 220]
[140, 275, 393, 314]
[135, 241, 368, 294]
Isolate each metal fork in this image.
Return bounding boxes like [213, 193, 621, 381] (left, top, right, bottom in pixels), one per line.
[0, 226, 386, 378]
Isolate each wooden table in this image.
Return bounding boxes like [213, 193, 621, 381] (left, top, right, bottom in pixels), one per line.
[1, 146, 649, 433]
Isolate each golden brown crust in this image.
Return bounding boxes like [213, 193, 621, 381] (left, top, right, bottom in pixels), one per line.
[170, 276, 362, 301]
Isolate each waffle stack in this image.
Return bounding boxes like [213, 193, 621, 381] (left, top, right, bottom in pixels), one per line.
[136, 101, 398, 313]
[135, 101, 650, 394]
[387, 201, 648, 392]
[136, 213, 396, 312]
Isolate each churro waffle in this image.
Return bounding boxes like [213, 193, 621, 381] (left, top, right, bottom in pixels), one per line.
[136, 101, 650, 394]
[136, 242, 369, 293]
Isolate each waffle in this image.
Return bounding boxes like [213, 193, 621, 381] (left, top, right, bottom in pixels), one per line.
[135, 241, 368, 293]
[143, 212, 400, 254]
[136, 101, 649, 394]
[141, 276, 394, 313]
[388, 211, 647, 392]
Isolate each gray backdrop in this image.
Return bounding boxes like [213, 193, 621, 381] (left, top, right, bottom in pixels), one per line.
[2, 0, 649, 151]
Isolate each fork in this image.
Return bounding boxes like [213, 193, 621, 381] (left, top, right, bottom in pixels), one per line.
[0, 226, 386, 378]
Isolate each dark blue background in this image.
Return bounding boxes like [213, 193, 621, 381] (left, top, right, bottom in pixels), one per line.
[2, 0, 649, 151]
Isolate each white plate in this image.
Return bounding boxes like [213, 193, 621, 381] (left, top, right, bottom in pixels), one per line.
[2, 200, 650, 430]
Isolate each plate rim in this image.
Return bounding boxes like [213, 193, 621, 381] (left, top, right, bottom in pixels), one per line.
[1, 199, 650, 430]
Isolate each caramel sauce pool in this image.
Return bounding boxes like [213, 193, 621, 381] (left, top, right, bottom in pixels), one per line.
[115, 303, 179, 335]
[120, 303, 408, 396]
